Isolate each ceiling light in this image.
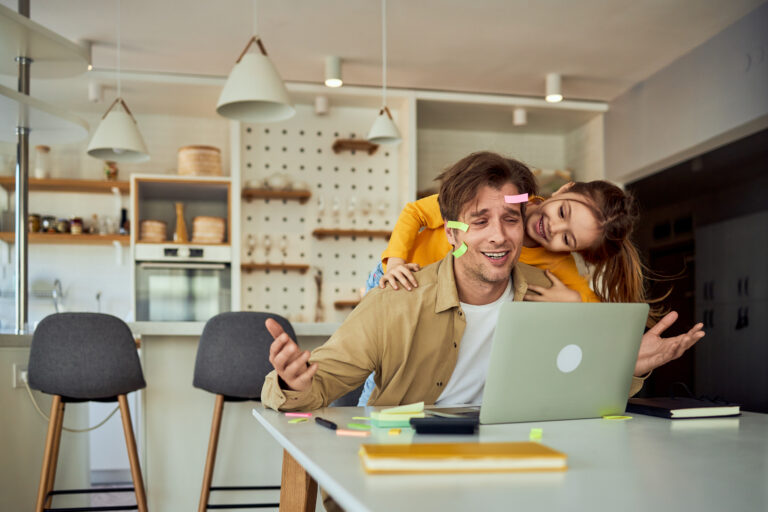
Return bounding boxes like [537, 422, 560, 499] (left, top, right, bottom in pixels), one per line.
[545, 73, 563, 103]
[513, 107, 527, 126]
[325, 56, 343, 88]
[367, 0, 401, 145]
[87, 0, 149, 162]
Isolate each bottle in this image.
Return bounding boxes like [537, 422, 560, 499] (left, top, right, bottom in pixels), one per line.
[119, 208, 130, 235]
[173, 202, 188, 243]
[34, 145, 51, 179]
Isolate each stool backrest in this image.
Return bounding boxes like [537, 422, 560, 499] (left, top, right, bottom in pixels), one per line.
[193, 312, 295, 399]
[28, 313, 146, 400]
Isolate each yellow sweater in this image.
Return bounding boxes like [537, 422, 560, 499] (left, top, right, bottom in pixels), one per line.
[381, 194, 599, 303]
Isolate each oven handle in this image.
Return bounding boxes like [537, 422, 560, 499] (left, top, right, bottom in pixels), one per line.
[137, 262, 228, 270]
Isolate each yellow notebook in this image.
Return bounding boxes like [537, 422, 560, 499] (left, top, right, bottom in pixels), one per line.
[358, 442, 567, 474]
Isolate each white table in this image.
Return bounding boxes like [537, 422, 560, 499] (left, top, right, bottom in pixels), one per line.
[252, 405, 768, 512]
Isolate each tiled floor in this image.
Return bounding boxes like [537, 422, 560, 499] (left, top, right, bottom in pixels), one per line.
[90, 484, 137, 508]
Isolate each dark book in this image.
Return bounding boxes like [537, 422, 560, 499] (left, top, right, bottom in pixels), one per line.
[627, 397, 741, 419]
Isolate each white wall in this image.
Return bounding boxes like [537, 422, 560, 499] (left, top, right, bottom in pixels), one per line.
[604, 2, 768, 183]
[565, 115, 605, 182]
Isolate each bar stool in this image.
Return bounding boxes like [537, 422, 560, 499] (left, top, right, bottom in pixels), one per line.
[27, 312, 147, 512]
[193, 311, 288, 511]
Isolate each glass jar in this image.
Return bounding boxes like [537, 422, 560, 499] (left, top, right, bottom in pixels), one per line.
[56, 218, 70, 233]
[70, 217, 84, 235]
[41, 215, 57, 232]
[28, 214, 41, 232]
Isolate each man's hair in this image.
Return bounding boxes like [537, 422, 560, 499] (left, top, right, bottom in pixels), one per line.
[436, 152, 538, 221]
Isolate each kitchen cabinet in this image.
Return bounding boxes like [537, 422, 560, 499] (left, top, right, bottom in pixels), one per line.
[694, 211, 768, 411]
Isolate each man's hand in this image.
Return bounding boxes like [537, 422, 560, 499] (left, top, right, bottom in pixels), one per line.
[266, 318, 318, 392]
[379, 257, 421, 291]
[634, 311, 705, 377]
[524, 270, 582, 302]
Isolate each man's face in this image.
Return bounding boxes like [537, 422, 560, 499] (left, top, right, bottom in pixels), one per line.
[445, 183, 524, 287]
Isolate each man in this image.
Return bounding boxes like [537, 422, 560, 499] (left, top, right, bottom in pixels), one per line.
[262, 152, 703, 410]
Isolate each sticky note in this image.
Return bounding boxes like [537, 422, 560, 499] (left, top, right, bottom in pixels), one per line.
[388, 428, 401, 436]
[288, 418, 308, 424]
[336, 429, 371, 437]
[285, 412, 312, 418]
[352, 416, 371, 421]
[529, 428, 543, 441]
[380, 402, 424, 415]
[602, 415, 632, 420]
[504, 193, 529, 204]
[446, 221, 469, 232]
[347, 423, 372, 430]
[453, 242, 468, 258]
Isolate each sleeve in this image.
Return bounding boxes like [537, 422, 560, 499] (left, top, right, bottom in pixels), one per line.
[628, 374, 647, 397]
[261, 291, 384, 411]
[547, 254, 600, 303]
[381, 195, 443, 268]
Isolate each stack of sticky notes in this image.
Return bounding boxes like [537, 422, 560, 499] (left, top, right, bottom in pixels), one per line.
[370, 402, 425, 428]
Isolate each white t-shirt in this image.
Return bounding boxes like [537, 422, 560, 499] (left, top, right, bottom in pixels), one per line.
[435, 279, 513, 406]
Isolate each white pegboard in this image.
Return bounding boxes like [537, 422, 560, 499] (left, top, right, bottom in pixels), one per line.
[240, 104, 401, 323]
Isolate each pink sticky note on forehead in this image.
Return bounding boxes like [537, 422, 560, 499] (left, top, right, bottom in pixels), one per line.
[504, 193, 529, 204]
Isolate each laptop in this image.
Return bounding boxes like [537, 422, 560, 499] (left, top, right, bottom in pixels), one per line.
[427, 302, 649, 424]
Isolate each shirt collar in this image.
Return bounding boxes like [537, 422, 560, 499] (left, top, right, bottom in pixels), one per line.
[434, 252, 530, 313]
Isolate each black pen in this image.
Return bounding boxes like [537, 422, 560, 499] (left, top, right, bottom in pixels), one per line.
[315, 417, 338, 430]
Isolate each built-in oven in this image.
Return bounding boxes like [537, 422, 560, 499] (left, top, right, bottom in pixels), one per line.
[134, 244, 231, 322]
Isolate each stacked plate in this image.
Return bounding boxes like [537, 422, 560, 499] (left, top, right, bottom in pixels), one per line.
[192, 216, 225, 243]
[140, 220, 167, 242]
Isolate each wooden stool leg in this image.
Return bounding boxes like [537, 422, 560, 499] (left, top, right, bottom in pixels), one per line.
[118, 394, 148, 512]
[198, 394, 225, 512]
[44, 400, 66, 508]
[35, 395, 62, 512]
[279, 449, 317, 512]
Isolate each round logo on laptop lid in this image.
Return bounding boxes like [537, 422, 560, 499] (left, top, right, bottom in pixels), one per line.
[556, 344, 582, 373]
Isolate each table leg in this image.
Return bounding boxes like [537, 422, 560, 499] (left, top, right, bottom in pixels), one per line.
[280, 449, 318, 512]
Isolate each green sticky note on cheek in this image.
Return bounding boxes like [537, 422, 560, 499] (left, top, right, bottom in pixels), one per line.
[453, 242, 468, 258]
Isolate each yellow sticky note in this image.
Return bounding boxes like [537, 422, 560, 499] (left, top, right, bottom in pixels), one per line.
[288, 417, 308, 424]
[380, 402, 424, 415]
[603, 415, 632, 420]
[352, 416, 371, 421]
[529, 428, 543, 441]
[388, 428, 401, 436]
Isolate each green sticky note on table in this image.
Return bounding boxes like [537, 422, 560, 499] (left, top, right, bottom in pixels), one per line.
[347, 423, 371, 430]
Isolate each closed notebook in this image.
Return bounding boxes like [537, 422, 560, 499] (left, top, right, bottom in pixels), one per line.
[358, 442, 567, 474]
[626, 397, 740, 419]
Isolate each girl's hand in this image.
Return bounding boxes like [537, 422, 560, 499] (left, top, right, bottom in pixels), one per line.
[379, 258, 421, 291]
[524, 270, 582, 302]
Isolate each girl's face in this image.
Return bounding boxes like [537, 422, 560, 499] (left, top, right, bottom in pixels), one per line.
[524, 192, 602, 253]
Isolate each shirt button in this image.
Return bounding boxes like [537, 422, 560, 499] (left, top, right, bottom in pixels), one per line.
[453, 342, 457, 348]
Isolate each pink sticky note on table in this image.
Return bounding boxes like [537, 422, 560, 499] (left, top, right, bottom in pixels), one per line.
[336, 429, 371, 437]
[285, 412, 312, 418]
[504, 193, 528, 204]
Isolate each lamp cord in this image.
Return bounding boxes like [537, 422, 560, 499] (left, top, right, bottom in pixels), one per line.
[117, 0, 121, 99]
[24, 378, 120, 433]
[381, 0, 387, 107]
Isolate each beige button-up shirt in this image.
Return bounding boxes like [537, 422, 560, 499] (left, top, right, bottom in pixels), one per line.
[261, 253, 645, 411]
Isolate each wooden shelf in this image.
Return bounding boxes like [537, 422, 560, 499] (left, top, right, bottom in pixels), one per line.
[241, 263, 310, 274]
[331, 139, 379, 155]
[0, 176, 129, 194]
[0, 232, 129, 245]
[334, 300, 361, 309]
[312, 229, 391, 240]
[242, 188, 311, 204]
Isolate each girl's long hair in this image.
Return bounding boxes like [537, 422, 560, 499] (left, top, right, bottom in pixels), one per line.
[567, 181, 664, 325]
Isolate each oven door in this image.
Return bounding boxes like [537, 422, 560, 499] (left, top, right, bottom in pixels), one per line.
[135, 262, 231, 321]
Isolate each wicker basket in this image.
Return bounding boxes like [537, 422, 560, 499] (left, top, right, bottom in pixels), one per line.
[191, 216, 226, 243]
[177, 145, 222, 176]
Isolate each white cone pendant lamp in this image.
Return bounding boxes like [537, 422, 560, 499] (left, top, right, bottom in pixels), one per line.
[87, 0, 149, 162]
[367, 0, 401, 145]
[217, 36, 295, 123]
[87, 98, 150, 162]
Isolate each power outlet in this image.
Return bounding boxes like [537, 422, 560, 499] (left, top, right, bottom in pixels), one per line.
[12, 363, 27, 389]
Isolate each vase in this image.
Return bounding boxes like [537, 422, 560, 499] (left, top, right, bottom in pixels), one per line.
[174, 202, 188, 243]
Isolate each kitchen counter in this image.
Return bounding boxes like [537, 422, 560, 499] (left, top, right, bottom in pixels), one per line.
[0, 333, 32, 347]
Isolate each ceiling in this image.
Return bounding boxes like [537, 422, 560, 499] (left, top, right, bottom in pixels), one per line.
[0, 0, 765, 121]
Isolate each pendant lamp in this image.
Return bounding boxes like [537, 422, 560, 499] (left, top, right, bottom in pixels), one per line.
[86, 0, 150, 162]
[367, 0, 401, 145]
[216, 35, 295, 122]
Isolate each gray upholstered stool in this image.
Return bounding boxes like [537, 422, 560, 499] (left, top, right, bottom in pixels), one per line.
[193, 311, 289, 511]
[27, 312, 147, 512]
